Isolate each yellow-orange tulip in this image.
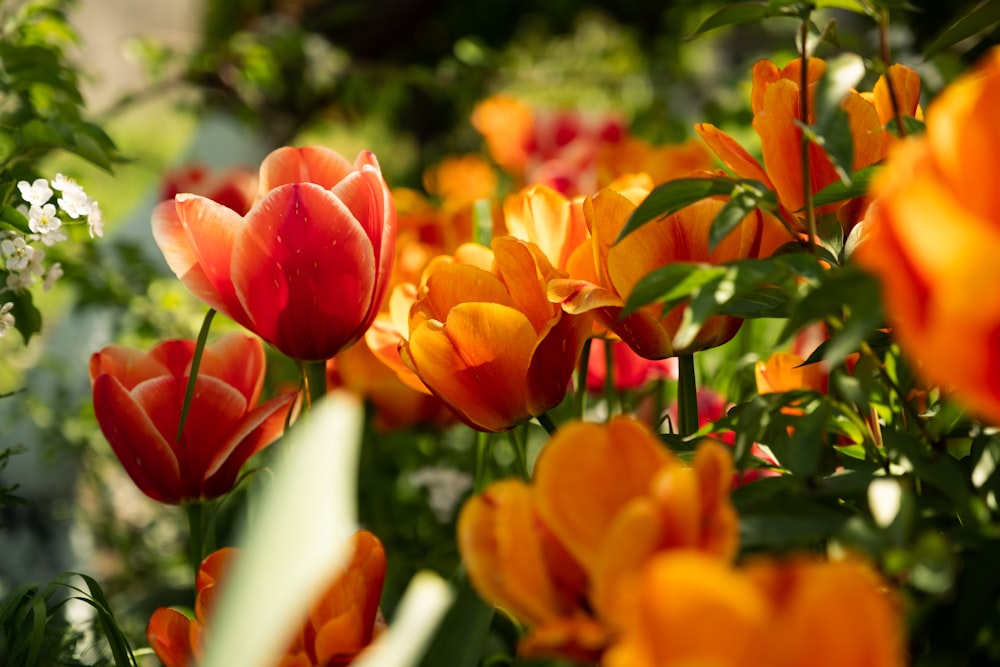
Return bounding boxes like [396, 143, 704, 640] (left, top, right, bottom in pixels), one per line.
[696, 58, 921, 233]
[399, 237, 592, 432]
[457, 416, 740, 662]
[755, 351, 828, 395]
[501, 183, 588, 271]
[457, 479, 608, 662]
[601, 551, 770, 667]
[746, 555, 906, 667]
[549, 174, 763, 359]
[855, 47, 1000, 423]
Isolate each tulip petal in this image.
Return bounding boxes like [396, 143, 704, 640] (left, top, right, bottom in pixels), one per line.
[694, 123, 771, 187]
[492, 236, 561, 332]
[92, 375, 182, 504]
[533, 417, 677, 572]
[233, 183, 377, 360]
[413, 263, 514, 327]
[405, 303, 537, 431]
[526, 310, 591, 415]
[198, 333, 267, 406]
[203, 390, 298, 496]
[89, 344, 171, 390]
[147, 608, 195, 667]
[258, 145, 356, 193]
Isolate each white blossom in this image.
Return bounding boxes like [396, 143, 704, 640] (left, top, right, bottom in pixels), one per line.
[5, 270, 32, 292]
[27, 202, 64, 243]
[1, 236, 33, 271]
[43, 262, 63, 291]
[87, 203, 104, 238]
[52, 173, 91, 219]
[17, 178, 53, 207]
[0, 302, 14, 337]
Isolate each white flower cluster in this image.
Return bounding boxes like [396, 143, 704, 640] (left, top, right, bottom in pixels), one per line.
[0, 174, 103, 337]
[408, 466, 474, 523]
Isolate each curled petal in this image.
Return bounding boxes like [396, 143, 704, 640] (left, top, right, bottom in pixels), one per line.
[148, 608, 196, 667]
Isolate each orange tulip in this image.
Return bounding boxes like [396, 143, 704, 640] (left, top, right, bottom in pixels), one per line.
[601, 551, 771, 667]
[89, 333, 298, 504]
[549, 174, 763, 359]
[746, 554, 906, 667]
[754, 351, 828, 396]
[152, 146, 396, 361]
[501, 183, 588, 271]
[855, 47, 1000, 423]
[596, 135, 715, 188]
[147, 531, 387, 667]
[399, 236, 592, 432]
[457, 416, 740, 662]
[696, 58, 921, 234]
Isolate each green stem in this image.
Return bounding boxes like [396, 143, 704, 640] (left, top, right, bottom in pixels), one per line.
[185, 501, 208, 582]
[177, 308, 216, 443]
[603, 339, 618, 418]
[574, 338, 593, 420]
[474, 431, 492, 493]
[677, 353, 699, 437]
[536, 412, 558, 436]
[300, 359, 329, 410]
[798, 15, 818, 252]
[510, 426, 531, 480]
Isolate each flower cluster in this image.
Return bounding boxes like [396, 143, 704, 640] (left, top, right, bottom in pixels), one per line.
[0, 174, 105, 337]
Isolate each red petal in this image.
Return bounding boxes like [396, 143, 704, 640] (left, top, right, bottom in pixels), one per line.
[233, 183, 377, 360]
[197, 333, 266, 406]
[257, 146, 355, 193]
[89, 345, 170, 390]
[92, 375, 182, 503]
[147, 608, 195, 667]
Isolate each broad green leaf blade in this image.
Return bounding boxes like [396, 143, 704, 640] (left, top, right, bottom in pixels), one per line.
[617, 176, 739, 243]
[201, 392, 364, 667]
[924, 0, 1000, 59]
[354, 572, 453, 667]
[816, 0, 879, 17]
[688, 3, 772, 37]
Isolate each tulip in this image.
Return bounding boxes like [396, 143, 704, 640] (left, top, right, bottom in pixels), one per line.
[745, 555, 906, 667]
[755, 351, 828, 396]
[152, 146, 396, 361]
[549, 174, 763, 359]
[855, 47, 1000, 424]
[90, 333, 297, 504]
[399, 236, 592, 432]
[457, 416, 741, 662]
[585, 338, 677, 392]
[147, 531, 387, 667]
[159, 163, 257, 215]
[696, 58, 921, 239]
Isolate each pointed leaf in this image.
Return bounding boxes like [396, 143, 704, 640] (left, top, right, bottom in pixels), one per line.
[617, 176, 741, 243]
[812, 164, 879, 207]
[923, 0, 1000, 59]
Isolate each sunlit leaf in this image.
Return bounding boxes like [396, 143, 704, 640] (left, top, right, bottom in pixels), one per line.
[622, 263, 725, 316]
[923, 0, 1000, 59]
[618, 176, 749, 242]
[708, 182, 777, 252]
[812, 164, 879, 207]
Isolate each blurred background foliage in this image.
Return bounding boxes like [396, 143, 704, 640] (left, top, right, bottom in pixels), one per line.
[0, 0, 998, 664]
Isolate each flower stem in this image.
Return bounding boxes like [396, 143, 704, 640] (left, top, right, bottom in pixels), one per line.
[536, 412, 558, 436]
[677, 353, 699, 437]
[798, 15, 818, 253]
[185, 501, 208, 582]
[510, 425, 531, 480]
[474, 431, 492, 493]
[604, 339, 618, 418]
[301, 359, 328, 410]
[574, 337, 592, 420]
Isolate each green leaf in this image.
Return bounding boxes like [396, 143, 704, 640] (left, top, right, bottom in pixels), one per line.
[815, 0, 879, 17]
[416, 574, 494, 667]
[618, 176, 744, 243]
[622, 263, 725, 316]
[923, 0, 1000, 59]
[1, 205, 32, 235]
[689, 3, 773, 37]
[708, 182, 777, 252]
[8, 290, 42, 344]
[812, 164, 879, 208]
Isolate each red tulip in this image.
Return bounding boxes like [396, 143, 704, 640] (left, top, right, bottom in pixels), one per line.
[152, 146, 397, 361]
[90, 333, 298, 504]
